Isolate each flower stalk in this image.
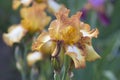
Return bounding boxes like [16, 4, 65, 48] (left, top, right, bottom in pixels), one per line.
[61, 55, 71, 80]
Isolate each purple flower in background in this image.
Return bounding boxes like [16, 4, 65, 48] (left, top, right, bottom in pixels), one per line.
[81, 8, 88, 20]
[81, 0, 111, 26]
[88, 0, 105, 8]
[98, 12, 110, 26]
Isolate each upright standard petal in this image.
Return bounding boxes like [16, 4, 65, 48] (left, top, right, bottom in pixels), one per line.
[49, 7, 82, 44]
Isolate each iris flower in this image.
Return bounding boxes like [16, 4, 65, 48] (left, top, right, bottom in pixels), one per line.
[3, 3, 51, 46]
[31, 7, 101, 68]
[20, 2, 51, 33]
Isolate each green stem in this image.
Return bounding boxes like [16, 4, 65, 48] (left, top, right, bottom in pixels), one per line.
[54, 71, 60, 80]
[22, 44, 28, 80]
[61, 67, 67, 80]
[14, 45, 27, 80]
[62, 55, 70, 80]
[20, 44, 28, 80]
[21, 70, 26, 80]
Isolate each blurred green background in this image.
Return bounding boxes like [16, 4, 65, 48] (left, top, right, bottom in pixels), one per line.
[0, 0, 120, 80]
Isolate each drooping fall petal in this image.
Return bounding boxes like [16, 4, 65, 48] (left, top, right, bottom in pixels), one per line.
[79, 37, 101, 61]
[3, 25, 27, 46]
[85, 44, 101, 61]
[65, 45, 86, 69]
[32, 32, 56, 55]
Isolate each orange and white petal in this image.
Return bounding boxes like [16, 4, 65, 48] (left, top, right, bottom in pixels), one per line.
[32, 32, 56, 55]
[65, 45, 86, 69]
[39, 40, 56, 55]
[37, 31, 51, 43]
[47, 0, 62, 13]
[3, 25, 27, 46]
[85, 44, 101, 61]
[32, 32, 51, 50]
[80, 22, 99, 38]
[80, 28, 99, 38]
[27, 51, 43, 66]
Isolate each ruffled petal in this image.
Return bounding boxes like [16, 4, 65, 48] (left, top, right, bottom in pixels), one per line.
[65, 45, 86, 69]
[80, 22, 99, 38]
[20, 3, 51, 33]
[49, 7, 82, 44]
